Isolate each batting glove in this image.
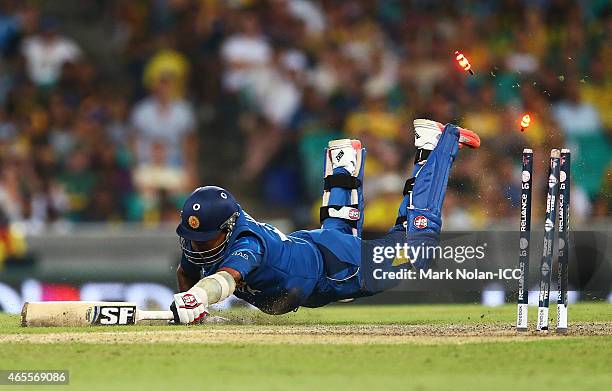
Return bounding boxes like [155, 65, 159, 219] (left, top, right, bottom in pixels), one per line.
[171, 286, 209, 324]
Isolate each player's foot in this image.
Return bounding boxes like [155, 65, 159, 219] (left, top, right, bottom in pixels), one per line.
[413, 119, 480, 150]
[328, 139, 362, 175]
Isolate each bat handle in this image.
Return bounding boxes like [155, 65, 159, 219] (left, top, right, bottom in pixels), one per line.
[138, 310, 175, 321]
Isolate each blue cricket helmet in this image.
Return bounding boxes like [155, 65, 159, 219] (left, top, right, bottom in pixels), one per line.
[177, 186, 240, 266]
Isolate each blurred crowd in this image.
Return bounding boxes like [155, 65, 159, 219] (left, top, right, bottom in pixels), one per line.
[0, 0, 609, 235]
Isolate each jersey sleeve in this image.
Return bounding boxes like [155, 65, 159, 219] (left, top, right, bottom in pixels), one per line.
[218, 235, 263, 279]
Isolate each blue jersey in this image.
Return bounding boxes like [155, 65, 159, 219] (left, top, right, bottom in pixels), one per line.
[181, 207, 335, 314]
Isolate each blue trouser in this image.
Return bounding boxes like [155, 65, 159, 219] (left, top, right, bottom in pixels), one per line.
[300, 125, 460, 306]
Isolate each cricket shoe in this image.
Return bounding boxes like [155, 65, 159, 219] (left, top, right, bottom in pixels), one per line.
[328, 139, 362, 175]
[413, 119, 480, 150]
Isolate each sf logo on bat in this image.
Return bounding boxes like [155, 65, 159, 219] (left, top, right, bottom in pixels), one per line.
[88, 306, 136, 325]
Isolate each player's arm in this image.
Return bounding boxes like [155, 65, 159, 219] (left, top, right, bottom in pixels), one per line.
[171, 269, 238, 324]
[188, 267, 243, 306]
[173, 253, 238, 322]
[172, 236, 262, 324]
[176, 263, 242, 292]
[219, 267, 242, 283]
[176, 264, 200, 292]
[176, 251, 203, 292]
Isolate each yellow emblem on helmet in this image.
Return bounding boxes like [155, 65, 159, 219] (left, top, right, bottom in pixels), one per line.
[188, 216, 200, 229]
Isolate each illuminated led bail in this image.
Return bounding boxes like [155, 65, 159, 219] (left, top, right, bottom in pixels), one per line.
[520, 114, 531, 132]
[455, 51, 474, 75]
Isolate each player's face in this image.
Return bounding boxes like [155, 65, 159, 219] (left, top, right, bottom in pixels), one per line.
[191, 231, 227, 252]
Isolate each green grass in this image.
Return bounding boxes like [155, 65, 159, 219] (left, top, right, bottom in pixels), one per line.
[2, 338, 611, 391]
[1, 303, 611, 391]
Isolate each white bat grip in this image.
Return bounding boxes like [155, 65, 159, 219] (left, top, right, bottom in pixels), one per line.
[138, 310, 174, 321]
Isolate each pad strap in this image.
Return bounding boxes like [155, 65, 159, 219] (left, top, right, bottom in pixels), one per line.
[403, 177, 415, 196]
[323, 173, 362, 190]
[395, 215, 407, 226]
[396, 177, 416, 226]
[414, 149, 432, 165]
[320, 204, 361, 228]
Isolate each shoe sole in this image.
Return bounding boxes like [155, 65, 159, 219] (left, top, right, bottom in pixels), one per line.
[328, 139, 362, 150]
[413, 119, 480, 149]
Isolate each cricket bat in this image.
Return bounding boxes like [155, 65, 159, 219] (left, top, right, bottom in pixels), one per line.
[21, 301, 174, 327]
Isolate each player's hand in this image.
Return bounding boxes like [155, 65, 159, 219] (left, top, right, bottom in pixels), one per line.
[171, 286, 209, 324]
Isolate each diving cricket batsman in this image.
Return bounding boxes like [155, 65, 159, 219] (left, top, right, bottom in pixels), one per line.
[170, 119, 480, 323]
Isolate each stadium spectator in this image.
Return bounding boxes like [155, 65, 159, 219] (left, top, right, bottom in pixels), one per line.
[221, 12, 271, 93]
[21, 17, 81, 88]
[130, 59, 197, 223]
[553, 84, 602, 137]
[130, 72, 197, 182]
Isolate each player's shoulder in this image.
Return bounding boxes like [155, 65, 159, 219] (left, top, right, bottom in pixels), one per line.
[228, 233, 264, 255]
